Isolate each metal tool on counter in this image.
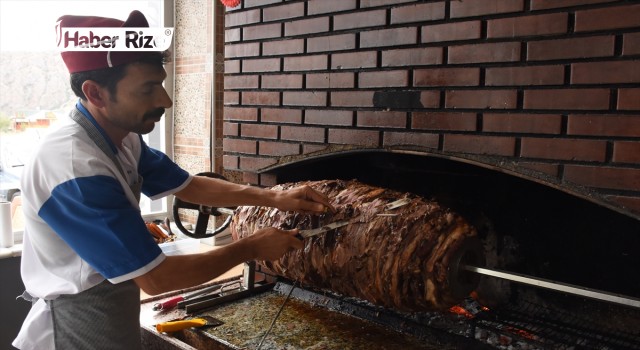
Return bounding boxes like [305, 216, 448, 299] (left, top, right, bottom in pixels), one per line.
[153, 279, 242, 311]
[156, 315, 223, 333]
[255, 283, 296, 350]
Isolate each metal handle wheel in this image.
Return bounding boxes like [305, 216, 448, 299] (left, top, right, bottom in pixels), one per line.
[172, 172, 236, 238]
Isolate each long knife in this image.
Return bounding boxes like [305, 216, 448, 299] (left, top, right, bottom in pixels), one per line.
[295, 220, 349, 240]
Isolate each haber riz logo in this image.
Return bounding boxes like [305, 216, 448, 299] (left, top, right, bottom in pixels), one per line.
[55, 21, 173, 51]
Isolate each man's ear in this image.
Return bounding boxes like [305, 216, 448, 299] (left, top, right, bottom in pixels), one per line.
[82, 80, 109, 108]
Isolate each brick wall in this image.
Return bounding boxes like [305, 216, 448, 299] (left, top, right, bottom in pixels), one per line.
[222, 0, 640, 217]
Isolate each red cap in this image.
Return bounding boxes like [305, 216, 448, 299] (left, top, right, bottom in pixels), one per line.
[57, 10, 153, 73]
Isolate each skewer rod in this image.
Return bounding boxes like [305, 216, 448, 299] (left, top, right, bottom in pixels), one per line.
[462, 264, 640, 309]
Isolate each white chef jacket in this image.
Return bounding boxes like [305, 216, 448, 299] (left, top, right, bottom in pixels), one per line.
[13, 103, 191, 349]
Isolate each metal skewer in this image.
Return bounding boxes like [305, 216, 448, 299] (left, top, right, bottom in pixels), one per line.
[462, 264, 640, 309]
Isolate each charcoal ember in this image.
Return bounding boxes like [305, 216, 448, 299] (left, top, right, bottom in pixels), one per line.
[230, 179, 478, 311]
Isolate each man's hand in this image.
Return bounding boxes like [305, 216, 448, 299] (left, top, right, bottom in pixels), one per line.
[273, 185, 335, 214]
[248, 227, 304, 261]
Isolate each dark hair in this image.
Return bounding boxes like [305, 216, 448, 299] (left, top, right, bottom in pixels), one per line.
[70, 51, 170, 101]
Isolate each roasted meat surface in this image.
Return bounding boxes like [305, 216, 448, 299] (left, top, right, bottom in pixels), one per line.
[230, 179, 478, 311]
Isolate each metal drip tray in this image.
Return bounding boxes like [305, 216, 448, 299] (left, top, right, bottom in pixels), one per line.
[141, 281, 487, 350]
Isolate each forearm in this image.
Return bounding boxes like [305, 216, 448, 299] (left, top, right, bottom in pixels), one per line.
[175, 176, 277, 208]
[135, 238, 256, 295]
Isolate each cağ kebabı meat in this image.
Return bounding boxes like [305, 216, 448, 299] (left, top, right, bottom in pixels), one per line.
[230, 179, 479, 311]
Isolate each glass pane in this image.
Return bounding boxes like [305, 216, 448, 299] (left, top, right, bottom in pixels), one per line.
[0, 0, 169, 236]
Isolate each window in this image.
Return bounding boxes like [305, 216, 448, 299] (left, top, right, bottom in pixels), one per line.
[0, 0, 175, 238]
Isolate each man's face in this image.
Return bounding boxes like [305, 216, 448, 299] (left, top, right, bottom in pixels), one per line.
[103, 63, 172, 135]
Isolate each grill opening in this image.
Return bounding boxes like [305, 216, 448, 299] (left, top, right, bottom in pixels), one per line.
[260, 150, 640, 349]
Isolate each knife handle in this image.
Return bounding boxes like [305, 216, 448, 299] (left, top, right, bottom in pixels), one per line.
[152, 296, 184, 311]
[156, 318, 207, 333]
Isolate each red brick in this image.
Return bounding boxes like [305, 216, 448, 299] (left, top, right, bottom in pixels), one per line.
[421, 91, 441, 108]
[623, 32, 640, 56]
[618, 88, 640, 110]
[390, 2, 446, 24]
[223, 122, 239, 136]
[488, 13, 567, 38]
[564, 165, 640, 191]
[239, 156, 277, 171]
[225, 60, 240, 74]
[306, 110, 353, 126]
[381, 47, 443, 67]
[263, 39, 304, 56]
[262, 108, 302, 124]
[523, 89, 610, 110]
[243, 23, 281, 41]
[284, 55, 328, 71]
[446, 90, 517, 109]
[243, 0, 281, 9]
[263, 2, 304, 22]
[331, 91, 376, 107]
[285, 17, 330, 36]
[382, 132, 439, 149]
[334, 9, 386, 31]
[444, 134, 516, 156]
[328, 128, 379, 146]
[414, 68, 480, 87]
[331, 51, 377, 69]
[359, 70, 409, 88]
[572, 61, 640, 84]
[307, 34, 356, 53]
[242, 58, 280, 73]
[520, 138, 607, 161]
[483, 113, 562, 134]
[241, 123, 278, 139]
[531, 0, 617, 11]
[259, 141, 300, 156]
[224, 91, 239, 105]
[281, 126, 325, 142]
[486, 65, 564, 86]
[225, 9, 260, 27]
[450, 0, 524, 18]
[225, 42, 260, 58]
[517, 162, 560, 178]
[223, 138, 257, 154]
[575, 4, 640, 32]
[261, 74, 303, 89]
[613, 141, 640, 163]
[303, 144, 329, 155]
[360, 0, 414, 7]
[224, 75, 259, 89]
[422, 21, 482, 43]
[225, 28, 240, 43]
[528, 36, 614, 61]
[282, 91, 327, 107]
[223, 107, 258, 121]
[357, 111, 407, 128]
[567, 114, 640, 137]
[412, 112, 476, 131]
[242, 91, 280, 105]
[306, 72, 355, 89]
[308, 0, 357, 15]
[361, 27, 417, 48]
[449, 42, 521, 64]
[223, 155, 239, 169]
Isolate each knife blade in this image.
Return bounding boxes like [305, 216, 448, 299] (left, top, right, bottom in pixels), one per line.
[384, 198, 411, 210]
[296, 220, 349, 239]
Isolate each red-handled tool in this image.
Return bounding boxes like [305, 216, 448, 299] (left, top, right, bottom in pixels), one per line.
[152, 296, 184, 311]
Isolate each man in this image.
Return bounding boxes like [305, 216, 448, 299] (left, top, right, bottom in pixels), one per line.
[13, 10, 333, 350]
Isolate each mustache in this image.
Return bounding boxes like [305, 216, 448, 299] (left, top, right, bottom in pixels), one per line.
[144, 108, 166, 120]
